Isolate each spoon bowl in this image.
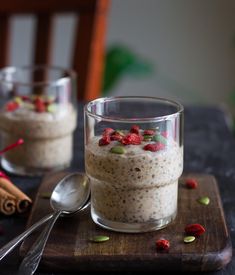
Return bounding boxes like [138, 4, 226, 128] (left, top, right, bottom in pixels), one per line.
[51, 172, 90, 214]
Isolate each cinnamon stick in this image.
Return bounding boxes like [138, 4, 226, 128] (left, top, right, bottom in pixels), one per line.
[0, 177, 32, 213]
[0, 187, 16, 215]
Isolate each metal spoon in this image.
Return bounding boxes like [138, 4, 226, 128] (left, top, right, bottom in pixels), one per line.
[18, 171, 90, 275]
[0, 172, 90, 263]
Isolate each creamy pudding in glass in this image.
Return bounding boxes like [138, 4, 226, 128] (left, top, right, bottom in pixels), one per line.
[0, 66, 77, 176]
[84, 97, 184, 233]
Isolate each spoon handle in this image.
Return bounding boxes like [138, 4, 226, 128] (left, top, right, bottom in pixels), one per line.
[18, 210, 62, 275]
[0, 213, 53, 261]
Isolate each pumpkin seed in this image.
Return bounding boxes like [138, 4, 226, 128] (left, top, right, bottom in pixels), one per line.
[197, 196, 210, 205]
[115, 130, 125, 136]
[110, 146, 126, 154]
[14, 97, 23, 105]
[152, 134, 167, 144]
[143, 135, 153, 141]
[184, 236, 195, 243]
[90, 235, 110, 242]
[47, 104, 57, 113]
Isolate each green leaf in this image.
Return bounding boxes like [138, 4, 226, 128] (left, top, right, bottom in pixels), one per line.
[102, 45, 154, 95]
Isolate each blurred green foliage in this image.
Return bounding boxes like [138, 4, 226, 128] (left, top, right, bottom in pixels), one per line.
[102, 45, 154, 95]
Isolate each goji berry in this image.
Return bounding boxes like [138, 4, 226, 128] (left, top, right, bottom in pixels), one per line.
[99, 135, 111, 146]
[0, 171, 9, 180]
[185, 223, 205, 237]
[143, 142, 165, 152]
[34, 98, 46, 112]
[20, 95, 31, 101]
[161, 131, 169, 138]
[130, 125, 140, 134]
[121, 133, 142, 145]
[0, 138, 24, 154]
[185, 178, 198, 189]
[156, 239, 170, 251]
[143, 129, 155, 136]
[110, 132, 123, 141]
[103, 128, 114, 136]
[6, 101, 19, 112]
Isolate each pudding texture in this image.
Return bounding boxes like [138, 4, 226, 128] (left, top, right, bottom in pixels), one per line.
[85, 134, 183, 224]
[0, 100, 77, 170]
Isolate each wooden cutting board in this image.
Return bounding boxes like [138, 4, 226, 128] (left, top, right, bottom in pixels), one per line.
[19, 172, 232, 272]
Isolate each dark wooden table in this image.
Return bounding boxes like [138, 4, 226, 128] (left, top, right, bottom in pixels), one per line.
[0, 104, 234, 274]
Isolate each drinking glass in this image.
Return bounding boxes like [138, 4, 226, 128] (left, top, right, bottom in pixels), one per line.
[0, 65, 77, 176]
[84, 96, 184, 233]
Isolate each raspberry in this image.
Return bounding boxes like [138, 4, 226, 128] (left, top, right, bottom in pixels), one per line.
[130, 125, 140, 134]
[185, 178, 198, 189]
[143, 142, 165, 152]
[121, 133, 142, 145]
[103, 128, 114, 136]
[185, 223, 205, 237]
[143, 130, 155, 136]
[6, 101, 19, 112]
[99, 135, 111, 146]
[156, 239, 170, 251]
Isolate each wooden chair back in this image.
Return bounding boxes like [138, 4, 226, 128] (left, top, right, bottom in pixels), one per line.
[0, 0, 110, 100]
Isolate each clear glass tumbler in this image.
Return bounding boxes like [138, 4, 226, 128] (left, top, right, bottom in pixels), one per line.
[84, 96, 184, 233]
[0, 65, 77, 176]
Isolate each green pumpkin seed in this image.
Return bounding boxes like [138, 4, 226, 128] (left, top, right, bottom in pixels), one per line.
[14, 97, 23, 105]
[47, 103, 57, 113]
[143, 135, 153, 141]
[110, 146, 126, 154]
[197, 196, 210, 205]
[115, 130, 125, 136]
[184, 236, 195, 243]
[90, 235, 110, 242]
[152, 134, 167, 144]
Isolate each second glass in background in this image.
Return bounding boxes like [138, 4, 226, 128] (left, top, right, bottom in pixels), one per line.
[0, 66, 77, 176]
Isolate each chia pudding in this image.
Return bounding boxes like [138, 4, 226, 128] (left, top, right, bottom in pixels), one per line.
[0, 96, 77, 174]
[85, 127, 183, 231]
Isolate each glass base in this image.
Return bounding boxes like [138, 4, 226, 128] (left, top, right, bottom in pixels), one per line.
[1, 158, 70, 177]
[91, 210, 177, 233]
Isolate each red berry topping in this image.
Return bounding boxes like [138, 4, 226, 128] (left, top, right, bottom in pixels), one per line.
[185, 223, 205, 237]
[130, 125, 140, 134]
[6, 101, 19, 112]
[185, 178, 198, 189]
[143, 129, 155, 136]
[110, 132, 123, 141]
[103, 128, 115, 136]
[34, 98, 46, 113]
[99, 135, 111, 146]
[143, 142, 165, 152]
[161, 131, 169, 138]
[121, 133, 142, 145]
[0, 171, 9, 180]
[156, 239, 170, 251]
[20, 95, 31, 101]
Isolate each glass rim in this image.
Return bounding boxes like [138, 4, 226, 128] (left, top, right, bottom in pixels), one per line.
[0, 65, 77, 87]
[84, 96, 184, 123]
